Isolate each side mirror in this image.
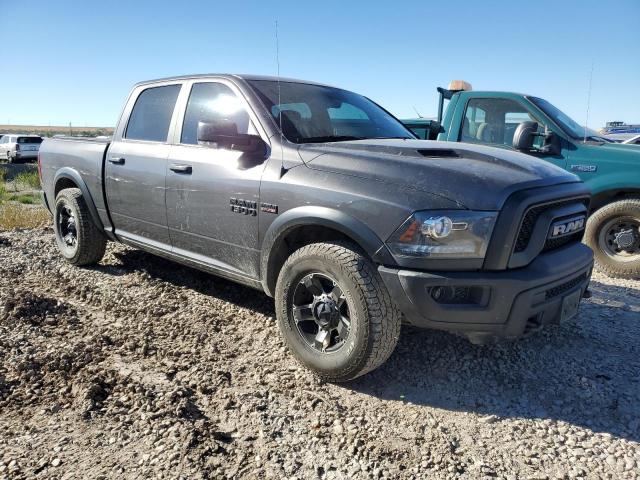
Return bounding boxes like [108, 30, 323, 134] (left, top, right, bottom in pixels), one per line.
[197, 121, 267, 157]
[512, 121, 538, 151]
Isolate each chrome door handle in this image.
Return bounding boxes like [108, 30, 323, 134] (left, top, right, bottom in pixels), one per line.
[169, 164, 192, 174]
[108, 157, 125, 165]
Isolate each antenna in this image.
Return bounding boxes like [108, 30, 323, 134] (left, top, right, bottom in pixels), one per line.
[584, 60, 594, 143]
[275, 20, 287, 179]
[412, 106, 423, 118]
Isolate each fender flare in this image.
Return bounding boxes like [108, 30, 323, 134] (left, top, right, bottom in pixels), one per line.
[260, 205, 395, 296]
[590, 188, 640, 211]
[53, 167, 104, 231]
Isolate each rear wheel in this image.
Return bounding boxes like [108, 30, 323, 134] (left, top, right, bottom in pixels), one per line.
[275, 241, 401, 382]
[584, 199, 640, 279]
[54, 188, 106, 265]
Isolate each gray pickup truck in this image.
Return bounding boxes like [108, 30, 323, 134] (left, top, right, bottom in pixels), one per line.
[39, 74, 594, 381]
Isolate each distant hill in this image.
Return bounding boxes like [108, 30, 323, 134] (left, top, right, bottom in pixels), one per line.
[0, 124, 114, 137]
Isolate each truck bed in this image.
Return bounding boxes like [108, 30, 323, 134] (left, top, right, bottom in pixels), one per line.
[39, 136, 112, 232]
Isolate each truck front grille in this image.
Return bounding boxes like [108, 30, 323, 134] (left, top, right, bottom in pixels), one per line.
[542, 231, 584, 252]
[514, 198, 589, 253]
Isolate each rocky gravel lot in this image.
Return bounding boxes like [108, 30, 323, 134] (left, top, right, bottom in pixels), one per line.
[0, 227, 639, 479]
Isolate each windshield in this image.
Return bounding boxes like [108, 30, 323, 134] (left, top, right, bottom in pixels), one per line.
[248, 80, 414, 143]
[529, 97, 588, 139]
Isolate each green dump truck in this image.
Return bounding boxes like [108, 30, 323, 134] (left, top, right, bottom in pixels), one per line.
[403, 82, 640, 278]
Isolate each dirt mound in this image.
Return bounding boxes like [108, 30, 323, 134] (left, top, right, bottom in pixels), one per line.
[1, 290, 76, 327]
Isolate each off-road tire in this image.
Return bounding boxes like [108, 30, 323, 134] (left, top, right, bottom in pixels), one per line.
[275, 241, 401, 382]
[54, 188, 106, 266]
[584, 198, 640, 279]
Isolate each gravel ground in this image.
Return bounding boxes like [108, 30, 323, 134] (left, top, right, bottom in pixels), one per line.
[0, 227, 638, 479]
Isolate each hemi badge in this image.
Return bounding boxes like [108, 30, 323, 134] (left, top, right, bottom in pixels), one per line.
[261, 202, 278, 214]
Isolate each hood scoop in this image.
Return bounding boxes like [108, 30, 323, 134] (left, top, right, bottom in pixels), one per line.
[417, 148, 459, 158]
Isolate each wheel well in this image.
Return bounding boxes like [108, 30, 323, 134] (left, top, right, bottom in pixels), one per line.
[591, 189, 640, 212]
[54, 177, 78, 198]
[265, 225, 364, 296]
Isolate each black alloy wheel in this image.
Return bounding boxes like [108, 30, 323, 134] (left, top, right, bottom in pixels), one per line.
[292, 273, 351, 353]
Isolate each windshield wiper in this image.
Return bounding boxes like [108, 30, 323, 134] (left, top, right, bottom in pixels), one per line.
[298, 135, 366, 143]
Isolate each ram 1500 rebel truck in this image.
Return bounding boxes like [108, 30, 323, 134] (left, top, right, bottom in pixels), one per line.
[403, 81, 640, 279]
[39, 74, 593, 381]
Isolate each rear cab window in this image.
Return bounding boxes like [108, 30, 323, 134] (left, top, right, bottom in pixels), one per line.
[17, 137, 43, 144]
[125, 84, 181, 142]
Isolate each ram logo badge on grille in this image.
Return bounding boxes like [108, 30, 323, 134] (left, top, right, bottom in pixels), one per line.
[549, 216, 586, 238]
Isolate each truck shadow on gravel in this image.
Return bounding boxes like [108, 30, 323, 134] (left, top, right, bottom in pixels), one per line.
[94, 249, 640, 442]
[95, 248, 276, 316]
[348, 278, 640, 443]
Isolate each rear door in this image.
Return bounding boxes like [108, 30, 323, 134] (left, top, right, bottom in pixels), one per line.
[165, 79, 269, 279]
[105, 82, 182, 249]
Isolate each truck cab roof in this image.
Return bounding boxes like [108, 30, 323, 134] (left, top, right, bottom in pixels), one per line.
[134, 73, 335, 89]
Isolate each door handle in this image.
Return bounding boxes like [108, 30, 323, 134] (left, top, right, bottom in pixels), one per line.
[169, 164, 192, 174]
[108, 157, 125, 165]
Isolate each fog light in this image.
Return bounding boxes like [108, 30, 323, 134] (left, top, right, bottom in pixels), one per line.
[429, 286, 489, 306]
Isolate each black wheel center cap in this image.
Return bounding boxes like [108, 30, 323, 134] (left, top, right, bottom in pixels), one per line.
[314, 296, 339, 328]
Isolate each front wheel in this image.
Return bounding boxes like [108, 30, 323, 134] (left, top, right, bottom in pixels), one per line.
[584, 199, 640, 279]
[54, 188, 107, 265]
[275, 241, 401, 382]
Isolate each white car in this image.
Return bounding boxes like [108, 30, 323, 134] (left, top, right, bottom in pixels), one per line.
[0, 134, 43, 163]
[622, 134, 640, 145]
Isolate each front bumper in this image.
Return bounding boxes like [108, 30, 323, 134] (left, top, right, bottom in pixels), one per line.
[379, 243, 593, 343]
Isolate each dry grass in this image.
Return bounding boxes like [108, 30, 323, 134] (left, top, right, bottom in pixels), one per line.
[0, 171, 6, 201]
[13, 170, 41, 189]
[0, 203, 50, 230]
[0, 124, 113, 137]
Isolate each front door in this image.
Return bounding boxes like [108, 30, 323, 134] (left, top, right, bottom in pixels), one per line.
[105, 83, 182, 248]
[165, 80, 268, 279]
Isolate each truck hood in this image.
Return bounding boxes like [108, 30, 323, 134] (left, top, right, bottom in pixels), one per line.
[584, 141, 640, 158]
[298, 139, 579, 210]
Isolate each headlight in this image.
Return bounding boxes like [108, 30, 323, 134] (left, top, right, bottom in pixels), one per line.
[387, 210, 498, 258]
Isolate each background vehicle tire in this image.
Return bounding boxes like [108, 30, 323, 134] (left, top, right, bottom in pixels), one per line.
[275, 241, 401, 382]
[584, 198, 640, 279]
[54, 188, 106, 266]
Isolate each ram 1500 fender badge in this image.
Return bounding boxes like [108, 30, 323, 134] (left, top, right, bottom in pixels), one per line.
[549, 215, 586, 238]
[260, 202, 278, 214]
[230, 198, 257, 216]
[570, 164, 597, 173]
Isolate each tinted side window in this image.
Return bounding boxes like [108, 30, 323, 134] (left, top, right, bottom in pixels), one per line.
[181, 82, 253, 145]
[461, 98, 543, 147]
[125, 85, 181, 142]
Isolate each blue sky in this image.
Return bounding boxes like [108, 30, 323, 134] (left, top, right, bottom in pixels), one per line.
[0, 0, 638, 129]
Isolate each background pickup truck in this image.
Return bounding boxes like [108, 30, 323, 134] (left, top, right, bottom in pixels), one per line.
[403, 82, 640, 279]
[39, 74, 593, 381]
